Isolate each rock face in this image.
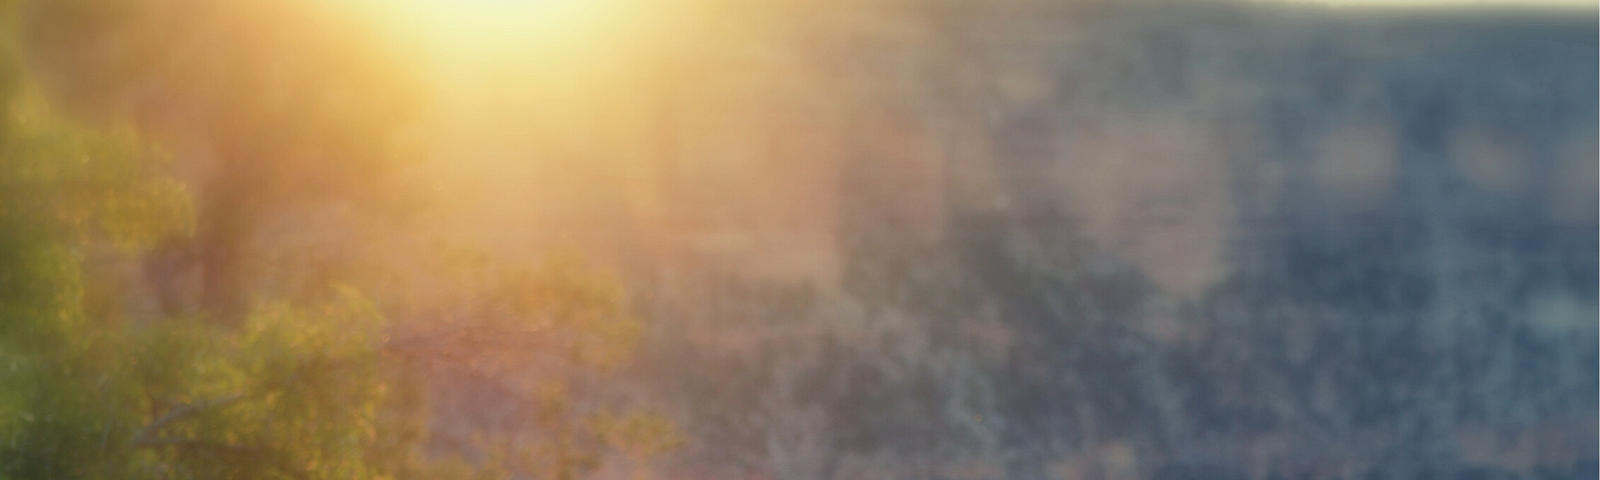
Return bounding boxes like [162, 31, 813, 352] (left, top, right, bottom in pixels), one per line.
[430, 1, 1597, 478]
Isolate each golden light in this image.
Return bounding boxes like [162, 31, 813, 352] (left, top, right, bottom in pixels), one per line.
[331, 0, 663, 66]
[395, 0, 629, 51]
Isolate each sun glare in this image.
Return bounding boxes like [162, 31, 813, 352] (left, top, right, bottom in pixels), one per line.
[408, 0, 613, 46]
[342, 0, 1596, 60]
[338, 0, 652, 62]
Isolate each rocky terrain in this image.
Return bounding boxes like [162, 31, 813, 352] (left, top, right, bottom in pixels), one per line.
[416, 1, 1597, 478]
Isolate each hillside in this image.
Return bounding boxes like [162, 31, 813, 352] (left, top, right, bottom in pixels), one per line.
[415, 2, 1600, 478]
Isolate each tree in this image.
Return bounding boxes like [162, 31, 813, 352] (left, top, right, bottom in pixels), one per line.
[0, 1, 681, 478]
[0, 3, 397, 477]
[22, 0, 425, 325]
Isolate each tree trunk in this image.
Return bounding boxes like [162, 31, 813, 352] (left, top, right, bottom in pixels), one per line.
[195, 149, 263, 328]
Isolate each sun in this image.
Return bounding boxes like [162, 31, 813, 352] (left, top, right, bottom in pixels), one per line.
[334, 0, 650, 60]
[406, 0, 620, 47]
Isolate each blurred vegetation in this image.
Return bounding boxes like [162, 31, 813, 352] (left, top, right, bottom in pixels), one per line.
[25, 0, 427, 325]
[0, 0, 679, 479]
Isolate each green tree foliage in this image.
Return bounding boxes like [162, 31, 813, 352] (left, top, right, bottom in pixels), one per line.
[0, 4, 394, 474]
[0, 1, 681, 478]
[0, 1, 189, 475]
[23, 0, 426, 324]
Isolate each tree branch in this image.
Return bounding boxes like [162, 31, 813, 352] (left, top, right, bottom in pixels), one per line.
[129, 394, 246, 448]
